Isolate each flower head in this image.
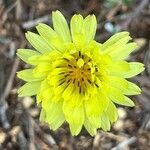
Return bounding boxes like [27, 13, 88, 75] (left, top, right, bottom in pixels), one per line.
[17, 10, 144, 136]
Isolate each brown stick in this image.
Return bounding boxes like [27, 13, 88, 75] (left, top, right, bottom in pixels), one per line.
[0, 57, 20, 129]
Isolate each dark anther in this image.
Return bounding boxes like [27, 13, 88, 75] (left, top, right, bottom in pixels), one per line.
[58, 78, 65, 82]
[79, 51, 81, 57]
[82, 78, 84, 82]
[58, 80, 65, 86]
[95, 83, 99, 88]
[87, 79, 92, 84]
[67, 79, 71, 83]
[58, 72, 66, 75]
[69, 71, 73, 73]
[95, 67, 98, 72]
[64, 74, 69, 77]
[56, 66, 61, 68]
[64, 84, 69, 90]
[88, 58, 91, 62]
[68, 64, 72, 68]
[81, 55, 84, 59]
[63, 58, 69, 62]
[73, 79, 76, 84]
[78, 81, 80, 87]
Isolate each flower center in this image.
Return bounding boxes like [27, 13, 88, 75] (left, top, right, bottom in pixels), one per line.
[55, 51, 100, 94]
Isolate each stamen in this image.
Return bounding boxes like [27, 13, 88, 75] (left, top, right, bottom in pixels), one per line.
[81, 55, 84, 59]
[79, 51, 81, 57]
[78, 81, 80, 87]
[58, 72, 66, 75]
[68, 64, 72, 68]
[95, 83, 99, 88]
[58, 80, 65, 86]
[73, 79, 76, 84]
[64, 74, 69, 77]
[82, 78, 84, 82]
[58, 78, 65, 82]
[63, 58, 69, 62]
[95, 67, 98, 72]
[87, 79, 92, 84]
[56, 66, 61, 68]
[88, 58, 91, 62]
[67, 79, 71, 83]
[69, 71, 73, 73]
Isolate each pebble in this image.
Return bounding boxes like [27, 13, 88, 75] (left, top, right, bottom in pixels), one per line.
[22, 97, 34, 108]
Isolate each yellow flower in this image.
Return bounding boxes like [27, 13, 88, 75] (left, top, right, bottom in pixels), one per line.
[17, 10, 144, 136]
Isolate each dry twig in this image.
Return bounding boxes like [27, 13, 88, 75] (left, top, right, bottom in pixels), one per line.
[111, 137, 137, 150]
[21, 15, 50, 29]
[0, 57, 20, 129]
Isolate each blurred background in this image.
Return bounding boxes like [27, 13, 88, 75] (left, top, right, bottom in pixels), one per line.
[0, 0, 150, 149]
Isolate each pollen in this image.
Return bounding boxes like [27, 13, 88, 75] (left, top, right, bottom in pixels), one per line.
[77, 58, 84, 68]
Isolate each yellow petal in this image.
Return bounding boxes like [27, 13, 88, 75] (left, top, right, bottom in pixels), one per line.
[32, 63, 51, 78]
[123, 62, 144, 78]
[107, 76, 141, 96]
[103, 34, 131, 54]
[83, 15, 97, 43]
[111, 89, 135, 107]
[108, 60, 130, 77]
[71, 14, 97, 47]
[63, 99, 84, 135]
[70, 14, 84, 42]
[36, 92, 42, 104]
[84, 91, 109, 117]
[40, 108, 46, 122]
[37, 79, 53, 103]
[17, 49, 40, 64]
[102, 32, 129, 50]
[84, 116, 101, 136]
[108, 76, 128, 92]
[42, 100, 65, 130]
[17, 69, 43, 82]
[18, 81, 41, 97]
[102, 32, 138, 60]
[101, 113, 110, 131]
[106, 102, 118, 123]
[52, 10, 71, 42]
[62, 83, 74, 100]
[103, 83, 135, 107]
[36, 23, 63, 50]
[124, 81, 141, 95]
[108, 43, 138, 60]
[25, 32, 53, 53]
[36, 23, 57, 41]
